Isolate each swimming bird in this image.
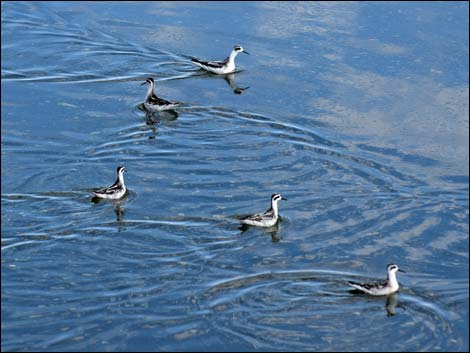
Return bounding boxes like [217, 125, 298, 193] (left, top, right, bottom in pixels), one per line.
[191, 45, 249, 74]
[237, 193, 287, 228]
[348, 263, 405, 296]
[92, 165, 127, 200]
[141, 77, 180, 112]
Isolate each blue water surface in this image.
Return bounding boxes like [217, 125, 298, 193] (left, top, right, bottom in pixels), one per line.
[2, 1, 469, 351]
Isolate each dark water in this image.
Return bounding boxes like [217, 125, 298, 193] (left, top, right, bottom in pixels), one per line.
[2, 1, 468, 351]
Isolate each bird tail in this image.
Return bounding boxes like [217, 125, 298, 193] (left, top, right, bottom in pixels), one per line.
[347, 281, 361, 289]
[190, 57, 205, 66]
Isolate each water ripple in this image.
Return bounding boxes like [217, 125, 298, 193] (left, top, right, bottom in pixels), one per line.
[199, 269, 457, 351]
[2, 1, 468, 351]
[2, 2, 194, 84]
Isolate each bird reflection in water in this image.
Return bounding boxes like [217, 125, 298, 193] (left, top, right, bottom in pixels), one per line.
[136, 103, 179, 139]
[197, 71, 250, 94]
[223, 73, 250, 94]
[348, 288, 401, 317]
[239, 219, 282, 243]
[91, 192, 128, 226]
[385, 292, 399, 316]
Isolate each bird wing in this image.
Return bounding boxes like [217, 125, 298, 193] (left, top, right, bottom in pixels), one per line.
[94, 179, 122, 195]
[238, 207, 274, 222]
[191, 57, 226, 68]
[148, 94, 175, 106]
[237, 213, 266, 222]
[348, 280, 387, 290]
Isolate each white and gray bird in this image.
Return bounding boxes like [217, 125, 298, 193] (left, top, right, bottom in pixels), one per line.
[237, 193, 287, 228]
[141, 77, 180, 112]
[92, 165, 127, 200]
[191, 45, 249, 74]
[348, 263, 405, 296]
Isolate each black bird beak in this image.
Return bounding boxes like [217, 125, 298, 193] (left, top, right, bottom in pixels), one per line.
[243, 50, 250, 55]
[398, 269, 406, 273]
[141, 81, 147, 85]
[281, 197, 288, 201]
